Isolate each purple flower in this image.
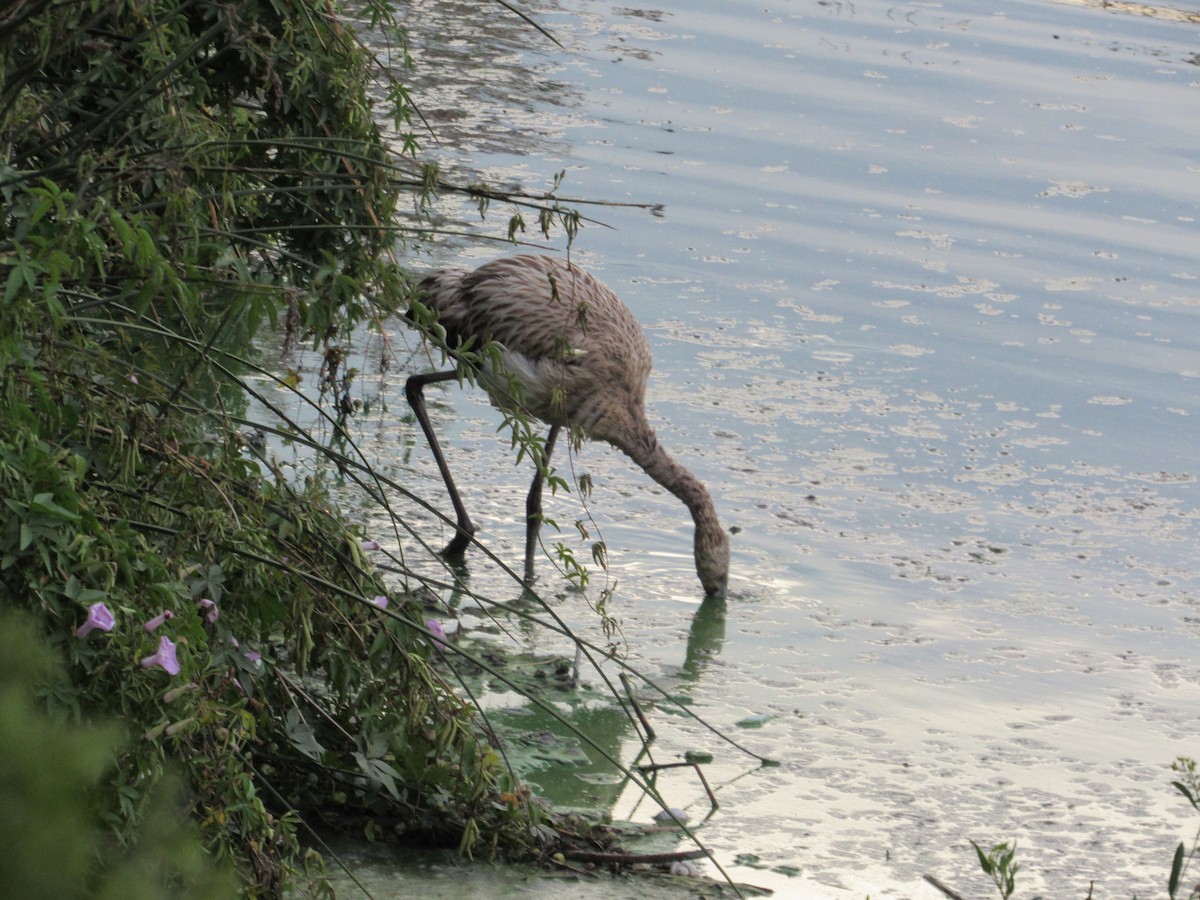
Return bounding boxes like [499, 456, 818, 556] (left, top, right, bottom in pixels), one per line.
[143, 610, 175, 633]
[198, 598, 218, 624]
[140, 635, 181, 676]
[426, 618, 447, 652]
[360, 539, 381, 551]
[243, 650, 262, 669]
[370, 594, 388, 610]
[75, 602, 115, 639]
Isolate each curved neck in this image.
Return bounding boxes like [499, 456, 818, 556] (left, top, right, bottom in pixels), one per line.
[613, 425, 729, 596]
[627, 436, 717, 527]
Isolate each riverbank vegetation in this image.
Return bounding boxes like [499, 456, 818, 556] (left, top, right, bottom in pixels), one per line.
[0, 0, 593, 893]
[8, 2, 1189, 898]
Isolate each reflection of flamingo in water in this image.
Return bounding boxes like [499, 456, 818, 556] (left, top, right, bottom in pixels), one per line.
[405, 255, 729, 597]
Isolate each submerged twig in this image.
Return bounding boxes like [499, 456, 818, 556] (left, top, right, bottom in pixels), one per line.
[638, 760, 720, 815]
[563, 847, 706, 866]
[620, 671, 656, 744]
[923, 873, 968, 900]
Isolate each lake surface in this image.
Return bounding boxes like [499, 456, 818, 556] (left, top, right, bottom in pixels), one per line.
[288, 0, 1200, 896]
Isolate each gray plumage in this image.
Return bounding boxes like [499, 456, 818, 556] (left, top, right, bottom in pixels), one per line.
[406, 255, 729, 597]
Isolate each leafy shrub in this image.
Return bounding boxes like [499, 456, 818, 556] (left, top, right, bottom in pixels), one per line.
[0, 0, 552, 892]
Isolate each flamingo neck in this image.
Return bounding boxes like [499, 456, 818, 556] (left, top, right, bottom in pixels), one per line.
[614, 424, 730, 597]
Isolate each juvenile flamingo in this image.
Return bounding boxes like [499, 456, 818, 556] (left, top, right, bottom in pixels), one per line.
[405, 255, 729, 597]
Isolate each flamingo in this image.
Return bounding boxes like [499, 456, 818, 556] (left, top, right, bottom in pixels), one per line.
[405, 255, 729, 597]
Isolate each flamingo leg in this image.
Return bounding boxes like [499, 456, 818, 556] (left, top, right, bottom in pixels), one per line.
[524, 423, 561, 583]
[405, 370, 475, 558]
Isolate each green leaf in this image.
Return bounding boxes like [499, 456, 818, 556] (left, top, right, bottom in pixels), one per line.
[29, 493, 80, 522]
[1172, 779, 1199, 811]
[5, 263, 27, 304]
[1169, 841, 1184, 899]
[18, 522, 33, 552]
[284, 709, 326, 762]
[970, 839, 994, 875]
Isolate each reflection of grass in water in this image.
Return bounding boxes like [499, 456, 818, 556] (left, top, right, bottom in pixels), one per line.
[433, 617, 746, 816]
[486, 675, 633, 812]
[413, 588, 778, 892]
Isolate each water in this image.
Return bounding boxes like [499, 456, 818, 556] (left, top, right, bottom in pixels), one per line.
[286, 1, 1200, 896]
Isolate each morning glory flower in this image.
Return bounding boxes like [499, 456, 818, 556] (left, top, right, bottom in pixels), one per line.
[370, 595, 388, 609]
[243, 649, 262, 670]
[140, 635, 181, 675]
[75, 602, 115, 639]
[198, 598, 218, 624]
[426, 618, 448, 652]
[143, 610, 175, 633]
